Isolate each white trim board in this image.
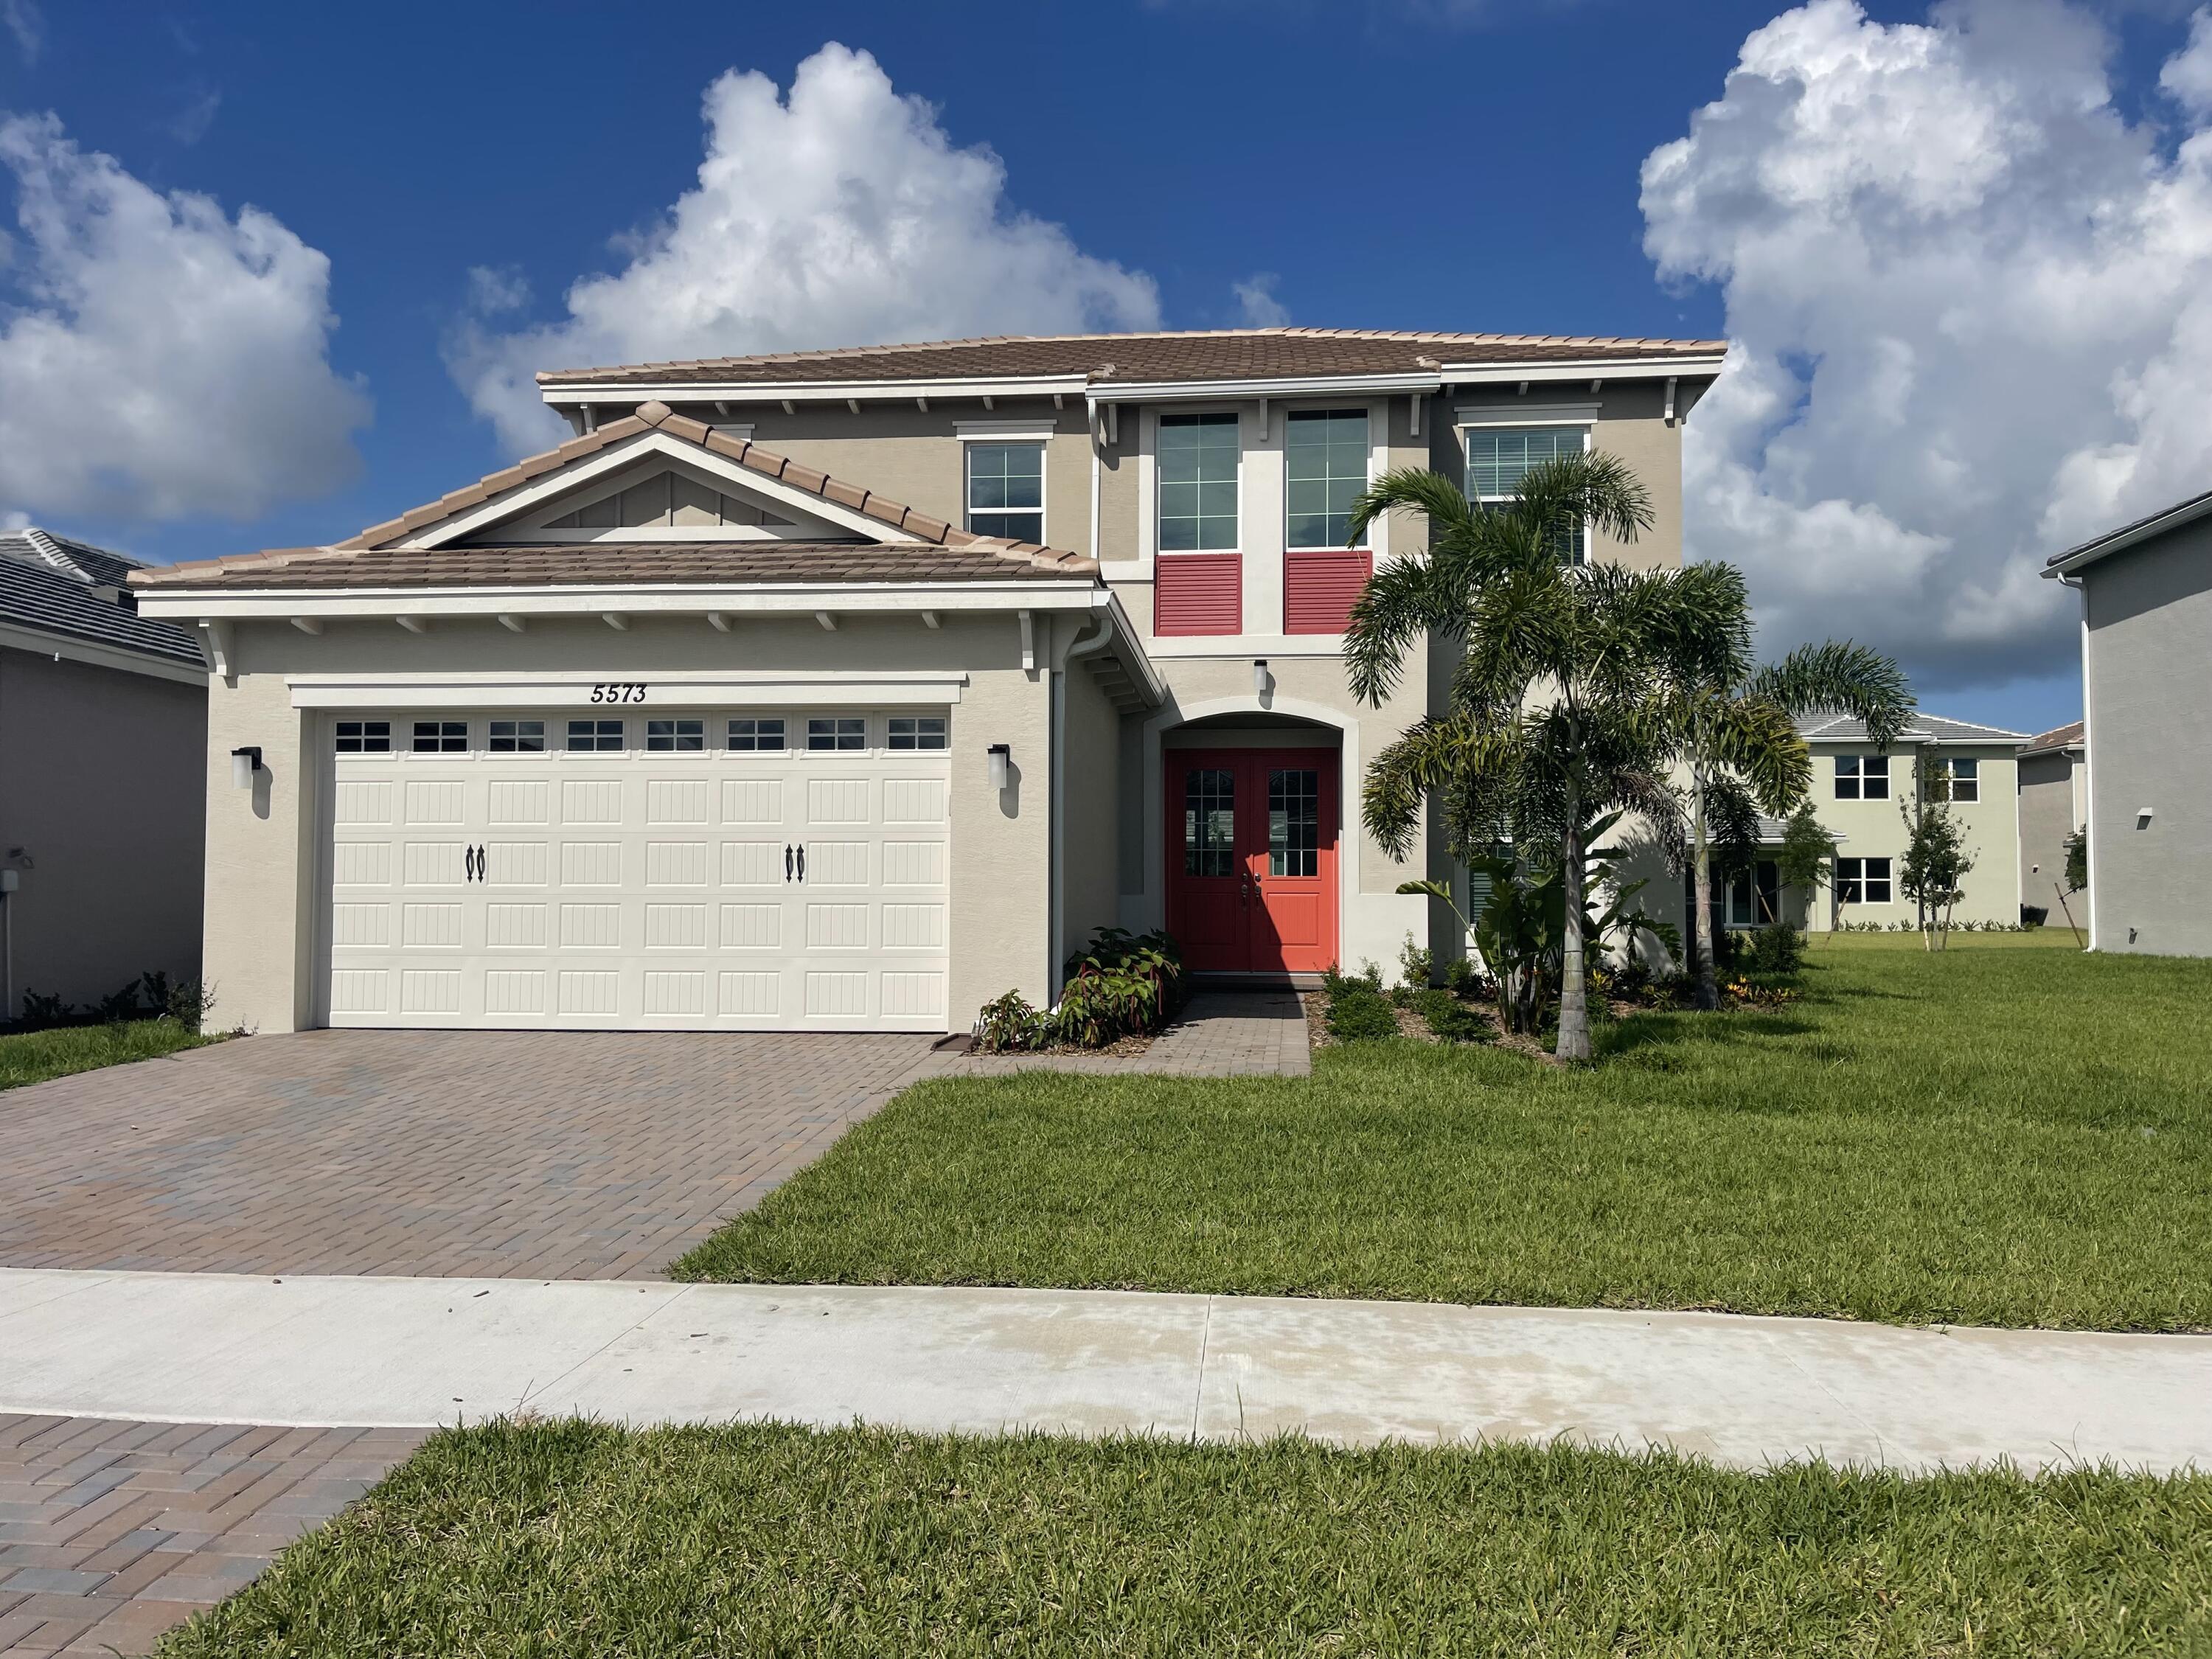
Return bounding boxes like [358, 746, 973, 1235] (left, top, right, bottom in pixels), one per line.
[0, 622, 209, 686]
[286, 669, 970, 711]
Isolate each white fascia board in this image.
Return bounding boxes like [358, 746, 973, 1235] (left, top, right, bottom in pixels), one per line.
[409, 430, 916, 549]
[133, 581, 1104, 623]
[2042, 490, 2212, 578]
[0, 621, 208, 685]
[1441, 354, 1727, 384]
[1091, 372, 1440, 403]
[286, 668, 970, 711]
[1097, 588, 1167, 707]
[541, 375, 1091, 406]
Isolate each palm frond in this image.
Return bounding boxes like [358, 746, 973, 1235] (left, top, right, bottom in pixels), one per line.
[1748, 641, 1916, 748]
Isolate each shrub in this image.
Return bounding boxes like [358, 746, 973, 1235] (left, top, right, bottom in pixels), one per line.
[973, 990, 1045, 1054]
[1051, 928, 1184, 1048]
[1443, 956, 1491, 1001]
[2020, 906, 2048, 928]
[1326, 986, 1400, 1042]
[1413, 987, 1491, 1043]
[1747, 922, 1804, 976]
[18, 990, 72, 1027]
[1397, 931, 1433, 991]
[164, 977, 218, 1032]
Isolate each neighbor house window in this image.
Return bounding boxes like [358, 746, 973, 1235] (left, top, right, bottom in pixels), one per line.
[411, 720, 467, 754]
[888, 716, 947, 751]
[334, 720, 391, 754]
[966, 443, 1043, 542]
[566, 719, 624, 752]
[726, 717, 785, 752]
[1933, 757, 1979, 803]
[1836, 857, 1893, 904]
[647, 718, 703, 753]
[807, 717, 866, 752]
[1158, 414, 1240, 550]
[489, 720, 545, 753]
[1835, 754, 1890, 801]
[1464, 425, 1589, 563]
[1285, 410, 1369, 549]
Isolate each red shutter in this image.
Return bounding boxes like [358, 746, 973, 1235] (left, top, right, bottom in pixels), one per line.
[1284, 549, 1372, 635]
[1155, 553, 1242, 636]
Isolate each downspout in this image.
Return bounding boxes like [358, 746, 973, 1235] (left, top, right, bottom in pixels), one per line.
[1050, 605, 1119, 999]
[2062, 571, 2094, 950]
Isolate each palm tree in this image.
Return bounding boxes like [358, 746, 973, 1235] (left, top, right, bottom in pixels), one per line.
[1646, 564, 1913, 1009]
[1342, 453, 1680, 1062]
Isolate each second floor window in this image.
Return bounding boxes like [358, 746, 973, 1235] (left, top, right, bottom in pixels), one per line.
[1835, 754, 1890, 800]
[1465, 425, 1589, 563]
[1931, 757, 1980, 802]
[966, 443, 1043, 542]
[1158, 413, 1239, 551]
[1286, 410, 1369, 549]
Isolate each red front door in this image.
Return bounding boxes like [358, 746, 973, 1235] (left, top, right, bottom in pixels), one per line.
[1165, 748, 1338, 973]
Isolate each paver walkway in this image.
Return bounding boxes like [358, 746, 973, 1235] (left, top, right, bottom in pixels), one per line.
[0, 995, 1311, 1282]
[0, 1414, 425, 1658]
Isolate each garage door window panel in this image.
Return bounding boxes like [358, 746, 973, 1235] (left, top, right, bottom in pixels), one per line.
[568, 719, 625, 752]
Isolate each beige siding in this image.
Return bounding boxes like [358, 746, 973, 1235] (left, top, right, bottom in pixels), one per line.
[1803, 746, 2023, 930]
[0, 647, 206, 1014]
[2079, 516, 2212, 955]
[1057, 649, 1124, 965]
[2017, 751, 2087, 931]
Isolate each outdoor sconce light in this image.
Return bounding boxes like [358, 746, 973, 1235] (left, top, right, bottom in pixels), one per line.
[231, 746, 262, 790]
[1253, 658, 1271, 697]
[987, 743, 1012, 793]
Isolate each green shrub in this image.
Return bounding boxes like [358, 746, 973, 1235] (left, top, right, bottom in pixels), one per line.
[1398, 931, 1433, 990]
[974, 990, 1044, 1053]
[1327, 986, 1401, 1042]
[1413, 987, 1492, 1043]
[1747, 922, 1805, 976]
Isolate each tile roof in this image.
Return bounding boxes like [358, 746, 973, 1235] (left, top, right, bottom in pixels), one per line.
[128, 541, 1094, 593]
[535, 327, 1728, 389]
[0, 529, 203, 666]
[2045, 484, 2212, 574]
[2020, 720, 2084, 756]
[130, 403, 1096, 594]
[1797, 712, 2028, 745]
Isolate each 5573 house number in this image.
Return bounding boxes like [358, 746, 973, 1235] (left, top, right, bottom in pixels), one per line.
[588, 683, 648, 703]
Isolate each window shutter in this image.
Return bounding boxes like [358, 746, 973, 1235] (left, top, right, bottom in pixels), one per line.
[1284, 549, 1372, 635]
[1155, 554, 1242, 636]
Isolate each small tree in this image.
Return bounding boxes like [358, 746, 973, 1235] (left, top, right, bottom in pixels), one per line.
[1897, 754, 1974, 950]
[1773, 802, 1837, 933]
[2063, 827, 2087, 894]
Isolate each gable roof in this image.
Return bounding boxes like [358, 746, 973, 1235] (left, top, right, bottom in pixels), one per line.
[2020, 720, 2084, 757]
[130, 402, 1096, 594]
[535, 327, 1728, 392]
[0, 529, 203, 667]
[1796, 712, 2028, 746]
[2045, 484, 2212, 577]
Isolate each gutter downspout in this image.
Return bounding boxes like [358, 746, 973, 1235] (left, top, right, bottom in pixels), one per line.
[1050, 607, 1119, 1000]
[2062, 571, 2094, 950]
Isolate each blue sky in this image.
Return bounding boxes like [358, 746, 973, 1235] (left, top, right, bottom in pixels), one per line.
[7, 0, 2212, 735]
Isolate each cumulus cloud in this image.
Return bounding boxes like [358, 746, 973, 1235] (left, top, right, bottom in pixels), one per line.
[0, 114, 368, 521]
[1641, 0, 2212, 691]
[2162, 7, 2212, 114]
[451, 44, 1161, 452]
[1232, 272, 1290, 326]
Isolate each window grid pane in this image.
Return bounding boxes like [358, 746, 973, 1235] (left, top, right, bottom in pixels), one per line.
[1285, 411, 1368, 549]
[489, 719, 545, 754]
[334, 720, 391, 754]
[967, 443, 1044, 543]
[807, 717, 866, 752]
[888, 716, 947, 751]
[1465, 425, 1589, 563]
[1183, 768, 1237, 878]
[1267, 769, 1319, 877]
[567, 719, 624, 752]
[647, 718, 703, 752]
[1158, 414, 1239, 552]
[727, 717, 785, 752]
[411, 720, 467, 754]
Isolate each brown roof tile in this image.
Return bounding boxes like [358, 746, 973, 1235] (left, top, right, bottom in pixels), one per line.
[2020, 720, 2084, 755]
[535, 326, 1728, 389]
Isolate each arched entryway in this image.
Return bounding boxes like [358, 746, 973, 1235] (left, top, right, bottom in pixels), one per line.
[1161, 714, 1342, 975]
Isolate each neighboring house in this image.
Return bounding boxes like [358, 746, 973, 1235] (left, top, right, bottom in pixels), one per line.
[2044, 485, 2212, 955]
[130, 327, 1722, 1034]
[0, 529, 207, 1018]
[2016, 720, 2089, 933]
[1745, 713, 2027, 932]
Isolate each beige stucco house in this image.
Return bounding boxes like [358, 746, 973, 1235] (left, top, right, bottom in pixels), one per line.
[1731, 712, 2026, 933]
[2045, 485, 2212, 956]
[2016, 720, 2088, 933]
[131, 327, 1722, 1034]
[1, 529, 207, 1018]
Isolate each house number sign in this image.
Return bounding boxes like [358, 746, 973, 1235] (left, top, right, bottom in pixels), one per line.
[589, 683, 649, 703]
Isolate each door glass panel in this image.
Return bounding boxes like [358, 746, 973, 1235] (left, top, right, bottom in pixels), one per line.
[1183, 768, 1237, 877]
[1268, 770, 1319, 877]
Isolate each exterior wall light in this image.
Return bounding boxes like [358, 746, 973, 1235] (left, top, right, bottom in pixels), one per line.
[987, 743, 1012, 793]
[1253, 658, 1271, 697]
[231, 746, 263, 790]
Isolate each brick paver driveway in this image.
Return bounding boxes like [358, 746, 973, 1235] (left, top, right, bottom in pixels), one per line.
[0, 1030, 942, 1279]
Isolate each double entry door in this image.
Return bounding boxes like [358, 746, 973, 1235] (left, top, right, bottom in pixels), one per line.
[1165, 748, 1338, 974]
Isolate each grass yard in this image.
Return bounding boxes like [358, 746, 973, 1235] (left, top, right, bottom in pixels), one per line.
[678, 936, 2212, 1331]
[155, 1419, 2212, 1658]
[0, 1018, 215, 1092]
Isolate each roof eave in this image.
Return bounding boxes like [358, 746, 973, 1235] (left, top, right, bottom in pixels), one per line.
[2044, 487, 2212, 577]
[131, 577, 1106, 622]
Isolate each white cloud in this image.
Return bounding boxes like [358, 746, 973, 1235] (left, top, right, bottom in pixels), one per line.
[2161, 7, 2212, 114]
[0, 114, 368, 522]
[1232, 272, 1290, 326]
[1, 0, 39, 64]
[1641, 0, 2212, 691]
[451, 44, 1161, 452]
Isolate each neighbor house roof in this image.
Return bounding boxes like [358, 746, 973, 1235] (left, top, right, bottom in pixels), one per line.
[1796, 712, 2028, 746]
[2020, 720, 2084, 757]
[535, 327, 1728, 391]
[130, 402, 1096, 594]
[2044, 484, 2212, 577]
[0, 529, 203, 666]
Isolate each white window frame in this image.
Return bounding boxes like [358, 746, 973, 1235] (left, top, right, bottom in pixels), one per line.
[1456, 407, 1594, 566]
[888, 714, 948, 751]
[1835, 754, 1891, 801]
[1836, 856, 1893, 905]
[644, 717, 706, 753]
[487, 718, 548, 754]
[725, 716, 788, 754]
[805, 714, 870, 754]
[1935, 757, 1979, 803]
[1156, 410, 1244, 555]
[1283, 408, 1372, 553]
[565, 717, 627, 753]
[961, 430, 1048, 544]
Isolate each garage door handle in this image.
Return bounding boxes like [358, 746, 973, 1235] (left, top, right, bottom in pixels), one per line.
[785, 844, 794, 883]
[796, 845, 807, 883]
[463, 845, 480, 883]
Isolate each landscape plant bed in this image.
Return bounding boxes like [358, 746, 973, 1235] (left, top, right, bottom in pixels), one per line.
[155, 1417, 2212, 1658]
[0, 1018, 220, 1093]
[676, 939, 2212, 1331]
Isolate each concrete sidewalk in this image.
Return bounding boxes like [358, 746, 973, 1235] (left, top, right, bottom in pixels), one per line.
[4, 1269, 2208, 1475]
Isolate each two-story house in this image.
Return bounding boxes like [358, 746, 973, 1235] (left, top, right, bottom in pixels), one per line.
[131, 327, 1722, 1034]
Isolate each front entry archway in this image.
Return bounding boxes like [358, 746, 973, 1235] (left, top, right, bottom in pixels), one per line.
[1165, 747, 1339, 973]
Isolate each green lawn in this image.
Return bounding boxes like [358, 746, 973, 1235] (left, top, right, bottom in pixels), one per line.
[155, 1419, 2212, 1658]
[0, 1018, 215, 1092]
[677, 937, 2212, 1331]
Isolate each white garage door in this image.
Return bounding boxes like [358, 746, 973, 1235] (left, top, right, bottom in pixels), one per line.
[323, 709, 951, 1031]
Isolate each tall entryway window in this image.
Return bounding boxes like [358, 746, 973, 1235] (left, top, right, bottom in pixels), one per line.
[1164, 748, 1338, 973]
